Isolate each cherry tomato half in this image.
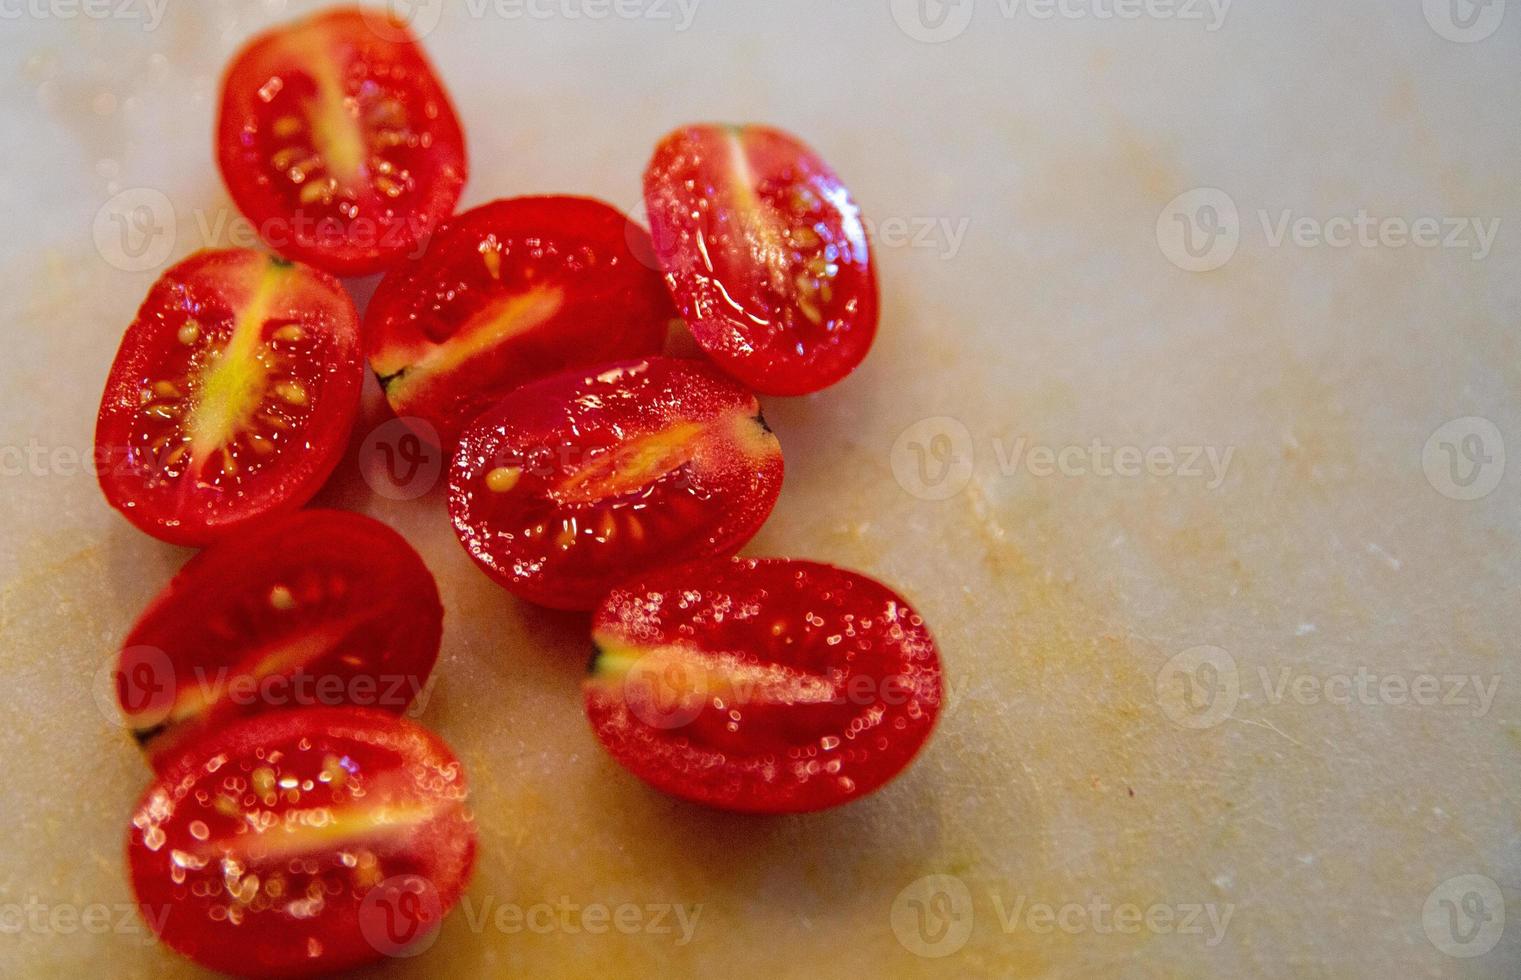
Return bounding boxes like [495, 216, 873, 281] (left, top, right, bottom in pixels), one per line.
[366, 196, 675, 444]
[584, 558, 942, 813]
[216, 6, 467, 276]
[643, 124, 878, 395]
[127, 707, 475, 977]
[95, 249, 362, 546]
[448, 357, 783, 610]
[116, 510, 443, 770]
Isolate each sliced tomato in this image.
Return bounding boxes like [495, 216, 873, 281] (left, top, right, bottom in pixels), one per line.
[643, 124, 878, 395]
[366, 196, 675, 444]
[584, 558, 942, 813]
[448, 357, 783, 610]
[216, 6, 467, 277]
[95, 249, 362, 546]
[127, 707, 475, 977]
[116, 510, 443, 770]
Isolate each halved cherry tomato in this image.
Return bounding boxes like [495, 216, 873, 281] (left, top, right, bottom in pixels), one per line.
[216, 6, 467, 277]
[366, 196, 675, 444]
[95, 249, 362, 546]
[127, 707, 475, 977]
[643, 124, 878, 395]
[584, 558, 942, 813]
[448, 357, 783, 610]
[116, 510, 443, 770]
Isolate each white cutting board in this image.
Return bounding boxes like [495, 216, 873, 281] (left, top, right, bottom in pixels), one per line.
[2, 1, 1518, 977]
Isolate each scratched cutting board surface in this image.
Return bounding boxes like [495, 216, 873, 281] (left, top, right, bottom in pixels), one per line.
[2, 1, 1519, 977]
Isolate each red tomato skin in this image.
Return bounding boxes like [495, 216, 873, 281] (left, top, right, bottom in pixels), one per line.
[94, 249, 362, 547]
[118, 510, 443, 770]
[216, 7, 467, 277]
[584, 558, 942, 814]
[643, 124, 879, 396]
[365, 196, 675, 444]
[127, 708, 475, 978]
[448, 357, 784, 610]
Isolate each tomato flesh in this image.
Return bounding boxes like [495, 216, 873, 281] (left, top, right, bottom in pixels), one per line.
[366, 196, 674, 444]
[584, 558, 942, 813]
[95, 249, 362, 546]
[643, 124, 878, 395]
[117, 510, 443, 770]
[216, 7, 467, 276]
[126, 708, 474, 977]
[448, 357, 783, 610]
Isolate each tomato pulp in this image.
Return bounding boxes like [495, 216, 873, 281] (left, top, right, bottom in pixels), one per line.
[366, 196, 674, 444]
[216, 6, 467, 276]
[643, 124, 878, 395]
[448, 357, 783, 610]
[127, 708, 475, 977]
[117, 510, 443, 770]
[585, 558, 942, 813]
[95, 249, 362, 546]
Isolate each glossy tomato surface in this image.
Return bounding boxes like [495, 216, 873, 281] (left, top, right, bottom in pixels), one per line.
[643, 124, 878, 395]
[448, 357, 783, 610]
[216, 6, 466, 276]
[366, 196, 674, 444]
[127, 707, 475, 977]
[584, 558, 942, 813]
[117, 510, 443, 769]
[95, 249, 362, 546]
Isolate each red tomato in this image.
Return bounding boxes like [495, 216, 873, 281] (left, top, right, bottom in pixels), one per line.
[127, 707, 475, 977]
[366, 196, 675, 444]
[216, 6, 467, 277]
[116, 510, 443, 770]
[448, 357, 783, 610]
[584, 558, 942, 813]
[643, 124, 878, 395]
[95, 249, 362, 546]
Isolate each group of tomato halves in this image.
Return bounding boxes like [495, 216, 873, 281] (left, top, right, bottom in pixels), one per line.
[93, 6, 945, 976]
